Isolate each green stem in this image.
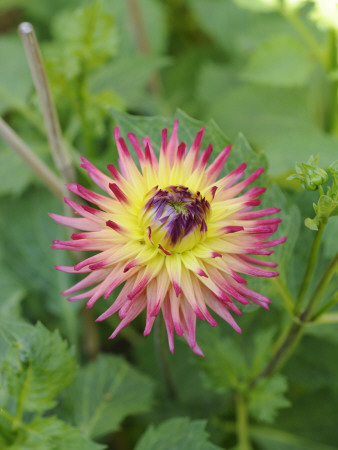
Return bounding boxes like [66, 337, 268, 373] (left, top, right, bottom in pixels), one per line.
[316, 312, 338, 324]
[250, 320, 303, 389]
[311, 297, 338, 322]
[14, 363, 32, 428]
[324, 28, 338, 134]
[236, 392, 252, 450]
[0, 409, 30, 433]
[154, 318, 177, 400]
[273, 277, 295, 314]
[294, 221, 326, 314]
[250, 253, 337, 389]
[305, 253, 338, 321]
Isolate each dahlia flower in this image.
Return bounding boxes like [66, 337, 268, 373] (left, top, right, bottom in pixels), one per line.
[51, 121, 286, 355]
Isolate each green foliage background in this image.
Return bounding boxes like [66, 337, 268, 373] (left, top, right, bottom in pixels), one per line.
[0, 0, 337, 449]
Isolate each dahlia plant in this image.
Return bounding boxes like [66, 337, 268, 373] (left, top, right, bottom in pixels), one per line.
[51, 121, 286, 355]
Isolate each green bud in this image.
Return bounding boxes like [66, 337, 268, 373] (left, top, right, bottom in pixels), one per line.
[288, 155, 328, 191]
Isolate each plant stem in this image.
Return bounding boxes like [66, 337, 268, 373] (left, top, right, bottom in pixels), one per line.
[154, 318, 178, 401]
[294, 221, 326, 313]
[14, 363, 32, 429]
[311, 297, 338, 322]
[127, 0, 150, 55]
[305, 253, 338, 320]
[18, 22, 75, 186]
[250, 251, 337, 389]
[126, 0, 162, 96]
[236, 392, 252, 450]
[273, 277, 294, 315]
[0, 117, 65, 199]
[250, 320, 303, 390]
[325, 28, 338, 134]
[316, 312, 338, 324]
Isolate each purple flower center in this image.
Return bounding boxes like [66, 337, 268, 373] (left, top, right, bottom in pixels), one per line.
[143, 185, 210, 251]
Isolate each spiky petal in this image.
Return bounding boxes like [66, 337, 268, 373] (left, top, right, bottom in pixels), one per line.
[51, 121, 286, 355]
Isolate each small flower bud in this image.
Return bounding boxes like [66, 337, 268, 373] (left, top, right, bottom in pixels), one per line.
[289, 155, 328, 191]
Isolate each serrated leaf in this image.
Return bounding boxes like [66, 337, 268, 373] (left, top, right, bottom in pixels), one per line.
[250, 328, 277, 376]
[263, 185, 301, 278]
[241, 36, 314, 87]
[0, 321, 76, 413]
[197, 327, 248, 391]
[110, 109, 266, 180]
[249, 374, 291, 423]
[61, 354, 154, 439]
[229, 133, 268, 184]
[2, 416, 104, 450]
[50, 0, 117, 76]
[135, 417, 222, 450]
[0, 318, 33, 358]
[0, 188, 80, 341]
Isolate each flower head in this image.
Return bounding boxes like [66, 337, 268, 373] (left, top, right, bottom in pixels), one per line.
[51, 121, 286, 356]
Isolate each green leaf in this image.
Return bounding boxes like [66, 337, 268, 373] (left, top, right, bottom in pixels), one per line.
[323, 219, 338, 258]
[189, 0, 293, 53]
[285, 334, 338, 391]
[317, 195, 338, 218]
[110, 109, 266, 178]
[304, 216, 320, 230]
[0, 0, 84, 22]
[0, 321, 76, 413]
[89, 55, 170, 110]
[110, 108, 232, 167]
[0, 35, 32, 114]
[264, 185, 301, 279]
[135, 417, 222, 450]
[249, 374, 291, 423]
[0, 262, 26, 317]
[197, 327, 248, 391]
[0, 141, 36, 196]
[50, 0, 117, 77]
[233, 0, 279, 12]
[0, 188, 80, 343]
[2, 416, 104, 450]
[197, 63, 338, 175]
[229, 133, 268, 185]
[241, 36, 314, 87]
[250, 328, 277, 376]
[61, 354, 154, 439]
[249, 424, 338, 450]
[107, 0, 168, 56]
[245, 183, 301, 303]
[0, 318, 33, 358]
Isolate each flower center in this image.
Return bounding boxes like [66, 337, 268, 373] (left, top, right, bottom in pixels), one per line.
[141, 185, 210, 253]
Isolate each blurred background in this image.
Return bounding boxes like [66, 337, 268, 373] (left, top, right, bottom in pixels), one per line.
[0, 0, 337, 449]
